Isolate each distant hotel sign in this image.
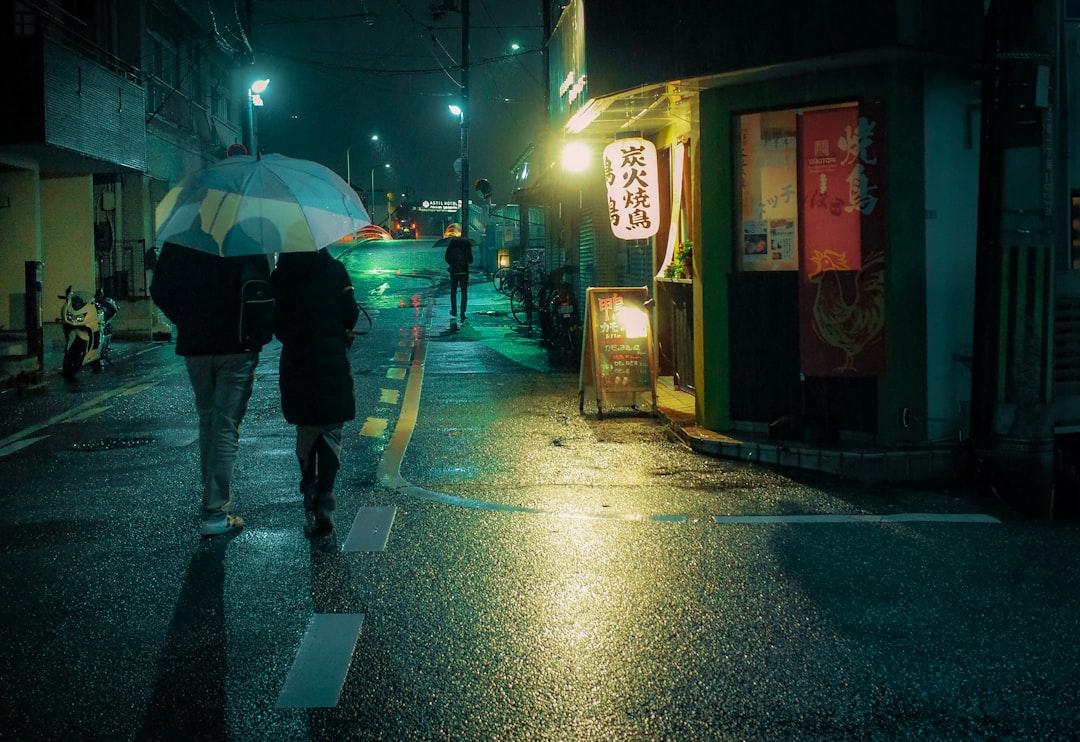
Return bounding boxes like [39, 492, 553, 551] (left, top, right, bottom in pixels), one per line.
[603, 138, 660, 240]
[418, 200, 461, 213]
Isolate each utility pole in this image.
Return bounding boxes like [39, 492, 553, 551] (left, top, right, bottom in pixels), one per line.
[460, 0, 470, 240]
[971, 0, 1061, 515]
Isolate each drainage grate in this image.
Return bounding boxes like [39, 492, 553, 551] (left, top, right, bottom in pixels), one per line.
[71, 436, 155, 452]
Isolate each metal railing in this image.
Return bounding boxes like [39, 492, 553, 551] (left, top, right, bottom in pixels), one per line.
[97, 239, 149, 300]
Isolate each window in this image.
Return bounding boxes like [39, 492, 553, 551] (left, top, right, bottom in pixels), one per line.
[735, 110, 799, 272]
[14, 2, 37, 35]
[734, 103, 864, 273]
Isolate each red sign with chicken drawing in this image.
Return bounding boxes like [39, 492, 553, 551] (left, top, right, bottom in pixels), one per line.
[797, 106, 886, 377]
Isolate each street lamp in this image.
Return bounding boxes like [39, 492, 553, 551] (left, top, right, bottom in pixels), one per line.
[371, 163, 389, 220]
[241, 78, 270, 155]
[449, 103, 469, 240]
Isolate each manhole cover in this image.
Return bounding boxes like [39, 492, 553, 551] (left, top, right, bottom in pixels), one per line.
[71, 436, 155, 452]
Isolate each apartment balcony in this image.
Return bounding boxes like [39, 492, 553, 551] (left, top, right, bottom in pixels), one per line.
[0, 33, 146, 174]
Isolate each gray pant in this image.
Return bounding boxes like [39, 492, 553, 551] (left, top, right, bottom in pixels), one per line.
[185, 353, 259, 523]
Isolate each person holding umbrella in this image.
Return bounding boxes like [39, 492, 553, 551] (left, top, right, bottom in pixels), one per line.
[153, 154, 371, 538]
[270, 250, 359, 536]
[444, 235, 474, 322]
[150, 217, 276, 538]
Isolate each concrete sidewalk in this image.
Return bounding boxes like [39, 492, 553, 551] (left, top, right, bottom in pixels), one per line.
[452, 272, 964, 486]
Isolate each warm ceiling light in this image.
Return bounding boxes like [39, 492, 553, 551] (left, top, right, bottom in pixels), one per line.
[561, 141, 591, 172]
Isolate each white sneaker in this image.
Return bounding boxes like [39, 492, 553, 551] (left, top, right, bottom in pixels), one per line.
[200, 514, 244, 537]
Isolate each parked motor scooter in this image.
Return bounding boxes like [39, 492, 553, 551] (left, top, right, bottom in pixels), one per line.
[58, 286, 119, 380]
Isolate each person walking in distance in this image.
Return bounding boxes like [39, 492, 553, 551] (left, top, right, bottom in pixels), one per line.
[444, 236, 473, 322]
[271, 250, 359, 536]
[150, 229, 273, 538]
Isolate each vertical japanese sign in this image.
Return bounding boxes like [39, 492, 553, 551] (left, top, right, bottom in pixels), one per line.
[603, 138, 660, 240]
[579, 287, 657, 418]
[799, 108, 863, 271]
[797, 106, 886, 377]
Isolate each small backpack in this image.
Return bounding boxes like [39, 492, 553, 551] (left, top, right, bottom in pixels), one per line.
[239, 274, 275, 350]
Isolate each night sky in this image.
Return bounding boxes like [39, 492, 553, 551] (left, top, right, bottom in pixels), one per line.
[250, 0, 548, 210]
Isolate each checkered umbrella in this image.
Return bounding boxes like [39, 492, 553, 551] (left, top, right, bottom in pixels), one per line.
[155, 153, 370, 256]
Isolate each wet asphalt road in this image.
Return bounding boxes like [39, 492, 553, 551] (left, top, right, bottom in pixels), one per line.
[2, 241, 1080, 740]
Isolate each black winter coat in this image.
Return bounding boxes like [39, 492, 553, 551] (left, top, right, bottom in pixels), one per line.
[150, 242, 272, 356]
[444, 238, 473, 275]
[271, 251, 360, 425]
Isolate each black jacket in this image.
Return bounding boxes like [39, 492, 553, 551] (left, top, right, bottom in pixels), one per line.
[444, 238, 473, 275]
[150, 242, 271, 356]
[271, 251, 360, 425]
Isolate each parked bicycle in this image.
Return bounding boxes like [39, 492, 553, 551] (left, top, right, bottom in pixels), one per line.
[510, 267, 547, 327]
[493, 249, 543, 296]
[505, 250, 548, 328]
[492, 264, 517, 296]
[542, 273, 581, 365]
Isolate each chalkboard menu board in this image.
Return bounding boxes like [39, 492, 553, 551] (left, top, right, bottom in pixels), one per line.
[579, 286, 657, 419]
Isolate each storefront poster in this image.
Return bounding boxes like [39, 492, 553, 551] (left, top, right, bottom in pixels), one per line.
[742, 220, 768, 261]
[797, 106, 886, 377]
[769, 219, 795, 263]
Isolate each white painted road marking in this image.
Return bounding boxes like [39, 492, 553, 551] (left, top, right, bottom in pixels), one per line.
[275, 613, 365, 709]
[713, 513, 1001, 524]
[342, 506, 397, 552]
[0, 375, 166, 458]
[0, 435, 51, 458]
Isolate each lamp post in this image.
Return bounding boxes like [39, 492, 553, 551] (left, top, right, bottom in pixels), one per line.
[458, 0, 470, 240]
[346, 134, 380, 189]
[371, 163, 389, 221]
[450, 103, 468, 240]
[241, 78, 269, 155]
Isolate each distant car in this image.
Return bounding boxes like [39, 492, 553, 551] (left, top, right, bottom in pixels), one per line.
[392, 217, 418, 240]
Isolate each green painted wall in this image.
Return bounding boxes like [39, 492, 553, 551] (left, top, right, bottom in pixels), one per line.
[696, 61, 928, 443]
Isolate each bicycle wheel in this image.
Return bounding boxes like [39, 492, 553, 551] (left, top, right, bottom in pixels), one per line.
[537, 287, 558, 341]
[493, 267, 513, 296]
[510, 287, 528, 324]
[550, 316, 579, 365]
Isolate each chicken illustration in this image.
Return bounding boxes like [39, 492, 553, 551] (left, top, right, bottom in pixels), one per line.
[807, 248, 885, 373]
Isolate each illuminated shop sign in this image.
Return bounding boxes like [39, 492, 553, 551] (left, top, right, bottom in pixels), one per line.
[418, 200, 462, 213]
[548, 0, 587, 127]
[603, 138, 660, 240]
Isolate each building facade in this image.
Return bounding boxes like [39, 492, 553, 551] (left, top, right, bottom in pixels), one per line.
[0, 0, 255, 381]
[517, 0, 1077, 512]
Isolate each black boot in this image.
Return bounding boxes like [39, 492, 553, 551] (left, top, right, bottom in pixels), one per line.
[309, 491, 336, 536]
[300, 479, 317, 512]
